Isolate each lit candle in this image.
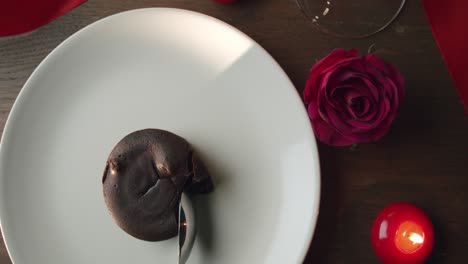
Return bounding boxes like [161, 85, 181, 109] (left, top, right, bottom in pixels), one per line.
[371, 203, 434, 264]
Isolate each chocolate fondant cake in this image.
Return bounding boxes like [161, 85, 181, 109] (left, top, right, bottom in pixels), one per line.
[102, 129, 213, 241]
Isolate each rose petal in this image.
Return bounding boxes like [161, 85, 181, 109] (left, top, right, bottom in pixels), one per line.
[321, 100, 356, 133]
[347, 97, 391, 137]
[329, 63, 381, 103]
[353, 97, 373, 119]
[367, 99, 398, 141]
[304, 49, 405, 146]
[346, 73, 381, 101]
[304, 77, 318, 104]
[308, 103, 356, 146]
[325, 68, 373, 105]
[345, 93, 367, 118]
[365, 54, 405, 92]
[364, 54, 405, 102]
[329, 86, 352, 112]
[350, 96, 371, 118]
[332, 78, 379, 121]
[307, 98, 321, 121]
[304, 49, 360, 103]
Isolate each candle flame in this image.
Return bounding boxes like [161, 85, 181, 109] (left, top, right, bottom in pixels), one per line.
[395, 221, 425, 253]
[409, 233, 424, 244]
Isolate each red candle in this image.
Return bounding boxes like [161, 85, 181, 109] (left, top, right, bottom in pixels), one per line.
[371, 203, 434, 264]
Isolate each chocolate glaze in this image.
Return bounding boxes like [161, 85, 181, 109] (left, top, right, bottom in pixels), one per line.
[102, 129, 213, 241]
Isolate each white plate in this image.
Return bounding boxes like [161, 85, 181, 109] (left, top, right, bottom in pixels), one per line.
[0, 8, 320, 264]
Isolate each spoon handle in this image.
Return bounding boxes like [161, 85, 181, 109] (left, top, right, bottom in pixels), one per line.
[178, 193, 196, 264]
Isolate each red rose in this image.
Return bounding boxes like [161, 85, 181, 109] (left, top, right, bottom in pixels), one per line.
[304, 49, 405, 146]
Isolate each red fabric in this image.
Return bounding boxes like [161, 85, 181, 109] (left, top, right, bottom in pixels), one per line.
[423, 0, 468, 113]
[0, 0, 86, 37]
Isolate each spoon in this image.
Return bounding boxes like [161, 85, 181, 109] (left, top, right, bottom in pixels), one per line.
[178, 193, 196, 264]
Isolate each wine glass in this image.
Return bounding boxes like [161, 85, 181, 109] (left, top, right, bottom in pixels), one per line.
[295, 0, 407, 38]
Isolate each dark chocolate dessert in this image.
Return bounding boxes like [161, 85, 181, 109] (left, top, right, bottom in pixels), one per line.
[102, 129, 213, 241]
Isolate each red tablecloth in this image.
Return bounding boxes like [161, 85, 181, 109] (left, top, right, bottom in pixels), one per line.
[0, 0, 86, 37]
[424, 0, 468, 113]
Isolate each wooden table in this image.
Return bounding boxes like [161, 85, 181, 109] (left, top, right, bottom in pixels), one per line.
[1, 0, 467, 263]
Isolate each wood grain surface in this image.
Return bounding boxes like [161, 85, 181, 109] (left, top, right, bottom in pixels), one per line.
[1, 0, 467, 263]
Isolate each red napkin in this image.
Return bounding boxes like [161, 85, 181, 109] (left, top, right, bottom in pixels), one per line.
[423, 0, 468, 113]
[0, 0, 86, 37]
